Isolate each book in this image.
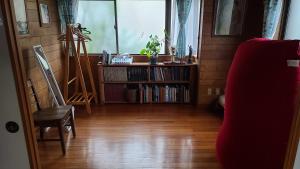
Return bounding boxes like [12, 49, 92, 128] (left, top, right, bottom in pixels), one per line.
[141, 84, 190, 103]
[150, 66, 190, 81]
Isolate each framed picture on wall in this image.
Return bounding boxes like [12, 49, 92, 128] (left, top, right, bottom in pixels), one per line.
[37, 0, 50, 27]
[11, 0, 29, 35]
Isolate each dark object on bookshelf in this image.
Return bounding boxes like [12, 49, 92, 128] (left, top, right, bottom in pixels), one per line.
[102, 50, 108, 65]
[104, 84, 127, 102]
[127, 88, 138, 103]
[188, 45, 193, 64]
[98, 63, 197, 104]
[150, 54, 158, 65]
[102, 50, 112, 65]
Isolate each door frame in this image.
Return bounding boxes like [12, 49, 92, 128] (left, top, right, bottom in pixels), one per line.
[284, 102, 300, 169]
[0, 0, 40, 169]
[280, 0, 300, 168]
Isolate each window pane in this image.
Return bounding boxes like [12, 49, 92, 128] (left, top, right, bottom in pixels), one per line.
[117, 0, 166, 54]
[77, 1, 116, 53]
[284, 0, 300, 39]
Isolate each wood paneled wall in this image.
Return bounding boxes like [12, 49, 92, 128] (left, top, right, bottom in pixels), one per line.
[17, 0, 63, 109]
[15, 0, 264, 107]
[197, 0, 264, 105]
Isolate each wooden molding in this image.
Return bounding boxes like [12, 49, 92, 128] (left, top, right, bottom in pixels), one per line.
[284, 97, 300, 169]
[0, 0, 41, 168]
[278, 0, 291, 40]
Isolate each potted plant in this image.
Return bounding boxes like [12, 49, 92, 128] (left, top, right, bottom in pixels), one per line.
[140, 35, 162, 65]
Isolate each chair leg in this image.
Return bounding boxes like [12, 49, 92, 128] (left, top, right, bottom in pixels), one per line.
[70, 113, 76, 138]
[58, 122, 66, 155]
[39, 127, 44, 140]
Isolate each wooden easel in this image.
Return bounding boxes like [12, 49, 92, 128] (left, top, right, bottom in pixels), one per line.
[60, 24, 98, 114]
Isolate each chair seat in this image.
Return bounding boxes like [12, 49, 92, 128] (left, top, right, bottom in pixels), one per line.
[32, 105, 76, 155]
[33, 105, 73, 122]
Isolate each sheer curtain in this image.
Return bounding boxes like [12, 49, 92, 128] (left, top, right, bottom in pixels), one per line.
[170, 0, 201, 56]
[262, 0, 283, 39]
[57, 0, 79, 33]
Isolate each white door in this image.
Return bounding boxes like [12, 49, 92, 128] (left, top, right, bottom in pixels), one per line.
[0, 5, 31, 169]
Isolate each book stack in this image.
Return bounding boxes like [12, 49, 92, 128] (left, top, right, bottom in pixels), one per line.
[127, 67, 148, 81]
[150, 67, 190, 81]
[104, 67, 127, 81]
[141, 85, 190, 103]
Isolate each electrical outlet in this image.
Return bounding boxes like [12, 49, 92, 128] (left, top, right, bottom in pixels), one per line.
[216, 88, 221, 95]
[208, 88, 212, 96]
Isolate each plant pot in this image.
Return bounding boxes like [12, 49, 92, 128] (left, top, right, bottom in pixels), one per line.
[150, 54, 158, 65]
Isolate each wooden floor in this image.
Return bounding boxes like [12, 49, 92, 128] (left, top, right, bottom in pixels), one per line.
[38, 104, 222, 169]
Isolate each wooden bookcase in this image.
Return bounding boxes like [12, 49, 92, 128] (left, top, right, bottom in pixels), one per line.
[98, 63, 197, 104]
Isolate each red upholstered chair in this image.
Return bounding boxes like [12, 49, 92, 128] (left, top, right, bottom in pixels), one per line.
[216, 39, 300, 169]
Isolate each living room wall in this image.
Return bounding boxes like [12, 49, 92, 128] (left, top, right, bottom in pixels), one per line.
[197, 0, 264, 105]
[17, 0, 63, 109]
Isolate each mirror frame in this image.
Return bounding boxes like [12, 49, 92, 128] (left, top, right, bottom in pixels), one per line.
[212, 0, 247, 37]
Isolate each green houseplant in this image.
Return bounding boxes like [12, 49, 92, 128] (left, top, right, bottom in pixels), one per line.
[140, 35, 162, 65]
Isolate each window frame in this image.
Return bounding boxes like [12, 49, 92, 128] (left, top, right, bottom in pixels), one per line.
[78, 0, 172, 55]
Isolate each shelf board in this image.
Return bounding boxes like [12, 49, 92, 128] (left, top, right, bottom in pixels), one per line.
[104, 101, 192, 104]
[104, 81, 191, 84]
[100, 63, 197, 67]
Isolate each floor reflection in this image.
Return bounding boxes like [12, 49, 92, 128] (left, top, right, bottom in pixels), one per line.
[38, 105, 221, 169]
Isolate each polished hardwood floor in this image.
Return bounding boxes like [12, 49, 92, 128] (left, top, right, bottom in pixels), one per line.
[38, 105, 222, 169]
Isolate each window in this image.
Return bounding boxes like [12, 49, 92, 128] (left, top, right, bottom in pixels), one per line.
[284, 0, 300, 39]
[77, 0, 201, 55]
[77, 0, 167, 54]
[77, 1, 117, 53]
[117, 0, 166, 54]
[170, 0, 201, 55]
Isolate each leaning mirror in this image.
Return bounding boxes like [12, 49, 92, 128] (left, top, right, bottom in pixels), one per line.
[12, 0, 29, 35]
[213, 0, 247, 36]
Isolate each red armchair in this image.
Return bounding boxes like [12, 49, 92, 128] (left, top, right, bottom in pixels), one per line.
[216, 39, 300, 169]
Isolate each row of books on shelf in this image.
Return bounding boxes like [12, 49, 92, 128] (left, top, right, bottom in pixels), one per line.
[104, 67, 127, 81]
[141, 85, 190, 103]
[150, 67, 190, 81]
[104, 84, 191, 103]
[104, 67, 190, 82]
[127, 67, 148, 81]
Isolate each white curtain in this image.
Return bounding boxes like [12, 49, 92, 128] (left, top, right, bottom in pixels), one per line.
[170, 0, 201, 56]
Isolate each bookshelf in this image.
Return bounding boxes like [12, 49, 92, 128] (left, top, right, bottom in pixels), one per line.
[98, 63, 197, 104]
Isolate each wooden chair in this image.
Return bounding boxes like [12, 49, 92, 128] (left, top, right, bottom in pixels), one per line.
[27, 80, 76, 155]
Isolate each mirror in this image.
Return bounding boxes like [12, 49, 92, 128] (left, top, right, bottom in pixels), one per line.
[12, 0, 29, 35]
[213, 0, 247, 36]
[33, 45, 65, 106]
